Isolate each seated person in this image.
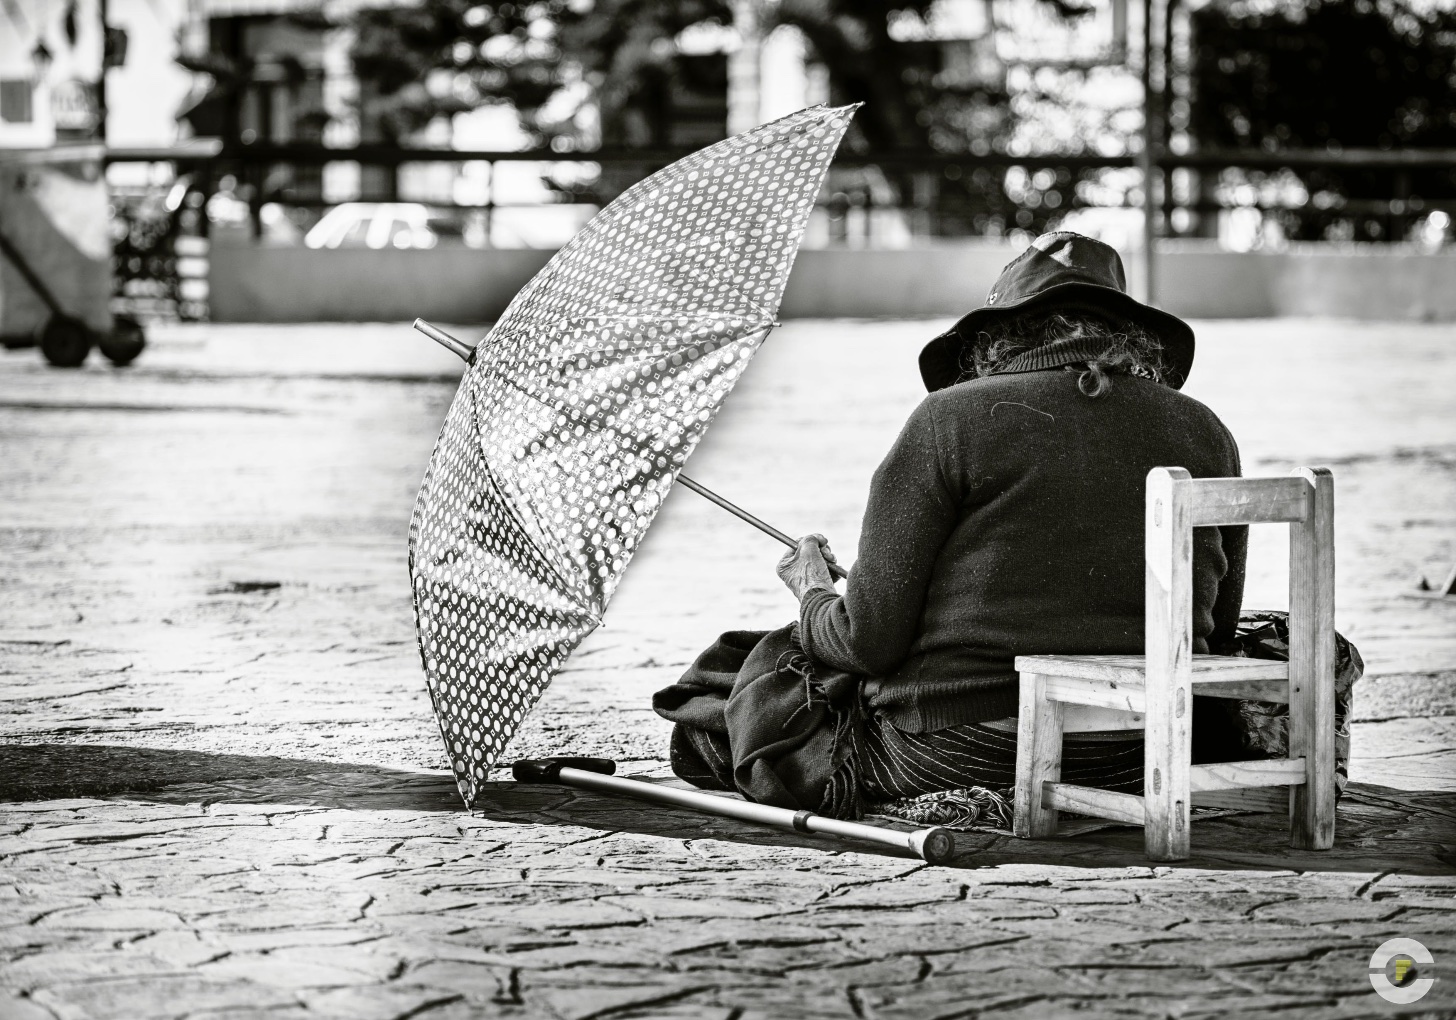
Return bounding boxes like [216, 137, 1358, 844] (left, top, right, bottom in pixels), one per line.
[654, 231, 1247, 818]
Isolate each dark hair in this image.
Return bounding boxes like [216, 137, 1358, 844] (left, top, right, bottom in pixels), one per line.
[954, 311, 1167, 397]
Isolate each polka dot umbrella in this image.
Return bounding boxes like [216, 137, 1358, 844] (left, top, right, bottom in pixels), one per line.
[408, 104, 858, 808]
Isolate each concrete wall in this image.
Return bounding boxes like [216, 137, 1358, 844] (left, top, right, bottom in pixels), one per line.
[776, 247, 1008, 319]
[1155, 248, 1282, 319]
[208, 245, 556, 324]
[1271, 246, 1456, 321]
[209, 241, 1456, 324]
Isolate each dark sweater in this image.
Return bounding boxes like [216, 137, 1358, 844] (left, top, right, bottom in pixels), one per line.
[797, 368, 1247, 732]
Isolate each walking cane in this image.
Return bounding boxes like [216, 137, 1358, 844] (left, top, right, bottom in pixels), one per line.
[513, 758, 957, 864]
[414, 319, 848, 580]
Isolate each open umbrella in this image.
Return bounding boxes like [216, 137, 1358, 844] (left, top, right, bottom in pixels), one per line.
[409, 105, 857, 808]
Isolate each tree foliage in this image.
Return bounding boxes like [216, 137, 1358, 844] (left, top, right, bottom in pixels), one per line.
[775, 0, 947, 151]
[350, 0, 581, 144]
[347, 0, 1049, 233]
[351, 0, 781, 147]
[348, 0, 1020, 152]
[1190, 0, 1456, 241]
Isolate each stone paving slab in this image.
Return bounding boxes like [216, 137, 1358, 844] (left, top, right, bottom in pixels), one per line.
[3, 320, 1455, 1018]
[0, 766, 1453, 1019]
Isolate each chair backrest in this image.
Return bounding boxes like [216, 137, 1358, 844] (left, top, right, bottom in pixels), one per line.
[1142, 467, 1336, 782]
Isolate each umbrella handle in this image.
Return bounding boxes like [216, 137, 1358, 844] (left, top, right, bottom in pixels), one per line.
[412, 318, 847, 583]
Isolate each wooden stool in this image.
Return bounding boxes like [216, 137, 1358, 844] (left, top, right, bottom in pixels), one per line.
[1012, 466, 1336, 861]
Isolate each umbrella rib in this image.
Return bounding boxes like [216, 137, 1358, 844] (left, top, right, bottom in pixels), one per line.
[482, 465, 599, 622]
[471, 320, 777, 613]
[470, 401, 600, 621]
[473, 317, 773, 442]
[490, 371, 609, 436]
[477, 310, 773, 356]
[474, 372, 630, 612]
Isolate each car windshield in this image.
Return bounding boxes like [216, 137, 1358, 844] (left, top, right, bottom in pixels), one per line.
[339, 217, 370, 247]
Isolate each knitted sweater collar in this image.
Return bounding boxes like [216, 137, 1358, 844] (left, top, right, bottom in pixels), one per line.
[988, 337, 1104, 377]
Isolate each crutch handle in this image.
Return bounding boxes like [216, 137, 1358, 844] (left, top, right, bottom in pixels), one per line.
[513, 757, 617, 783]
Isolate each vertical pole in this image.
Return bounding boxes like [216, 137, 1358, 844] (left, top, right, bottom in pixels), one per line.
[484, 159, 493, 248]
[97, 0, 109, 144]
[197, 163, 213, 240]
[728, 0, 762, 135]
[1139, 0, 1158, 304]
[1289, 468, 1336, 850]
[248, 161, 264, 241]
[1393, 170, 1411, 243]
[1144, 467, 1192, 861]
[1162, 0, 1178, 238]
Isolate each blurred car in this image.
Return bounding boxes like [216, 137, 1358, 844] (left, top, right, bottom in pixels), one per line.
[1051, 207, 1146, 254]
[303, 203, 462, 250]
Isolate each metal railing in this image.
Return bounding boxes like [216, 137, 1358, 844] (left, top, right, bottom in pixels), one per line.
[108, 142, 1456, 231]
[104, 142, 1456, 318]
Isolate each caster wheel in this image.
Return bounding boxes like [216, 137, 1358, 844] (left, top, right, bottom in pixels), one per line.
[99, 314, 146, 366]
[39, 315, 93, 368]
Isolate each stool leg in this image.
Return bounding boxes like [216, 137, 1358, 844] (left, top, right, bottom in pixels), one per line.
[1143, 697, 1191, 861]
[1144, 467, 1193, 862]
[1014, 672, 1063, 838]
[1290, 467, 1337, 850]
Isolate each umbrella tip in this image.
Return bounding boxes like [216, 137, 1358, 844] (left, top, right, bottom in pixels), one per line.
[413, 318, 475, 363]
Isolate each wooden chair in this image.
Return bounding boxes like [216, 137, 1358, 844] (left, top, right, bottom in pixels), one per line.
[1012, 467, 1336, 861]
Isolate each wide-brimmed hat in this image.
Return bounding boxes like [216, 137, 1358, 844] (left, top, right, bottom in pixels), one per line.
[917, 231, 1196, 392]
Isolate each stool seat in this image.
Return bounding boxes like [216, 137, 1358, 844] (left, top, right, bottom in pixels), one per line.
[1014, 654, 1290, 709]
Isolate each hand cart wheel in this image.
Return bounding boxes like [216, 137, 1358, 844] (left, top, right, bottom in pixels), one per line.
[37, 314, 93, 368]
[99, 313, 146, 367]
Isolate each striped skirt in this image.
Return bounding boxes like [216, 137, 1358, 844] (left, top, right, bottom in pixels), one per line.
[861, 718, 1144, 799]
[670, 713, 1144, 803]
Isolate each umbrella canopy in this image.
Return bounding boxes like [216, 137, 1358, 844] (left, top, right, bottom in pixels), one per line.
[409, 105, 857, 807]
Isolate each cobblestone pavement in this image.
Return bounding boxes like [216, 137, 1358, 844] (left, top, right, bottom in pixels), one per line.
[2, 320, 1454, 1019]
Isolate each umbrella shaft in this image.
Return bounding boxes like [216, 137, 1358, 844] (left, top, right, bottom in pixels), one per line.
[555, 766, 937, 858]
[677, 474, 848, 581]
[678, 473, 794, 546]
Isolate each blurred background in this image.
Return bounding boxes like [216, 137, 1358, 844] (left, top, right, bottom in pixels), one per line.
[1, 0, 1454, 349]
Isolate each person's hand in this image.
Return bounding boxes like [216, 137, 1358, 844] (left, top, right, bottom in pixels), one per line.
[776, 534, 839, 600]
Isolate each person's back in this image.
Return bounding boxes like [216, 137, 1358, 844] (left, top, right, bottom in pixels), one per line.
[799, 365, 1247, 732]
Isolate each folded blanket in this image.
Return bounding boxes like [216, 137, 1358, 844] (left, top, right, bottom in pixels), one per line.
[654, 624, 863, 818]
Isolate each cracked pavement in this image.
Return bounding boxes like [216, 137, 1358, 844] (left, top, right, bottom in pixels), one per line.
[2, 319, 1454, 1019]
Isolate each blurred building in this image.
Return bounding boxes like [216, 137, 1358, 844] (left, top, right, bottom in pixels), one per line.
[0, 0, 106, 148]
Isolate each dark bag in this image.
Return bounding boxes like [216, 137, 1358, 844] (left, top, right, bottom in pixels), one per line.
[1217, 610, 1364, 795]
